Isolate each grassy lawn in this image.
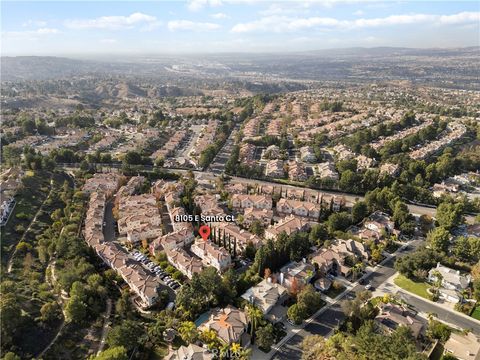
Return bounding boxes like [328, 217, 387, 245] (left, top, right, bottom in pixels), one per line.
[472, 306, 480, 320]
[394, 275, 431, 299]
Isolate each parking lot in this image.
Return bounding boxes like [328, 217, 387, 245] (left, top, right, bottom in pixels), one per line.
[130, 249, 182, 294]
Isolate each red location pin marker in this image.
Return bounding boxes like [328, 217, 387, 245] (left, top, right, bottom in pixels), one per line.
[199, 225, 211, 241]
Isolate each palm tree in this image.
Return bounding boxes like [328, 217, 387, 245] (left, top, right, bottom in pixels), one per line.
[201, 329, 220, 349]
[431, 270, 443, 290]
[178, 321, 198, 344]
[220, 342, 231, 359]
[352, 263, 365, 281]
[235, 346, 252, 360]
[230, 342, 241, 354]
[245, 305, 263, 342]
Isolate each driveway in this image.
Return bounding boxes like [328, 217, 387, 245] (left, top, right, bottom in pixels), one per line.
[103, 200, 116, 242]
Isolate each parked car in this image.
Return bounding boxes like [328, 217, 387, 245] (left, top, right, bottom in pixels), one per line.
[365, 284, 372, 290]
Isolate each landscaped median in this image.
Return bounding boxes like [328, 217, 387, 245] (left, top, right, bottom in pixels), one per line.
[394, 274, 431, 299]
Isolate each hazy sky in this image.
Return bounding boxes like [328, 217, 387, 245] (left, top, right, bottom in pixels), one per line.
[1, 1, 479, 55]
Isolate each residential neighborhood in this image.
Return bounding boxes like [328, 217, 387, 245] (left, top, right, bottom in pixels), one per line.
[1, 3, 479, 359]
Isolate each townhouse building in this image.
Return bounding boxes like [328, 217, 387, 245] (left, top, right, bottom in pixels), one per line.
[231, 194, 273, 210]
[264, 215, 311, 240]
[191, 239, 231, 273]
[276, 198, 321, 219]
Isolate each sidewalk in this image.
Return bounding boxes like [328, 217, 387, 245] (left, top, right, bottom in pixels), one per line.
[373, 272, 480, 329]
[262, 240, 414, 360]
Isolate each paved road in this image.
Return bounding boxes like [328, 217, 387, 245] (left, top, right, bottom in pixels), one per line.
[103, 200, 116, 242]
[271, 240, 426, 360]
[209, 126, 239, 174]
[272, 258, 399, 360]
[272, 241, 480, 360]
[396, 291, 480, 334]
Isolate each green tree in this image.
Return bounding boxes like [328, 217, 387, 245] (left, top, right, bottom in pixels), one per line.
[107, 320, 142, 351]
[0, 294, 22, 346]
[436, 202, 463, 230]
[327, 212, 352, 233]
[339, 170, 361, 193]
[123, 151, 142, 165]
[297, 285, 323, 316]
[2, 353, 21, 360]
[40, 301, 62, 323]
[91, 346, 128, 360]
[178, 321, 198, 344]
[352, 201, 368, 223]
[256, 323, 275, 351]
[309, 223, 328, 245]
[392, 201, 410, 228]
[427, 227, 450, 253]
[246, 305, 264, 340]
[426, 317, 451, 342]
[287, 303, 307, 325]
[65, 295, 87, 323]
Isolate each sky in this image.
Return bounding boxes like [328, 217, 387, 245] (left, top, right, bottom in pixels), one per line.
[1, 0, 479, 56]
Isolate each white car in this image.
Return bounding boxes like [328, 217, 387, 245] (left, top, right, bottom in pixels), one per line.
[365, 284, 372, 290]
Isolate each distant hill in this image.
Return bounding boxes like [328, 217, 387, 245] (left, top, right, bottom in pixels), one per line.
[1, 47, 478, 90]
[0, 56, 98, 81]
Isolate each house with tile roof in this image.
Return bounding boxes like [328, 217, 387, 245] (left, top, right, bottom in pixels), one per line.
[199, 306, 250, 346]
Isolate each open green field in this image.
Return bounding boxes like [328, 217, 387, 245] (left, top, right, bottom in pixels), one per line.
[394, 275, 431, 299]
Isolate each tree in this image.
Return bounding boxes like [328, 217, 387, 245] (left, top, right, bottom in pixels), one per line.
[352, 201, 368, 224]
[436, 202, 463, 230]
[287, 303, 307, 325]
[427, 227, 450, 253]
[256, 323, 275, 351]
[392, 201, 410, 228]
[123, 151, 142, 165]
[327, 212, 352, 234]
[426, 318, 451, 342]
[246, 305, 264, 340]
[250, 220, 265, 236]
[309, 223, 328, 245]
[297, 285, 323, 316]
[65, 295, 87, 323]
[0, 294, 22, 346]
[2, 353, 21, 360]
[40, 301, 62, 323]
[453, 237, 480, 263]
[430, 270, 443, 291]
[339, 170, 361, 193]
[115, 289, 132, 317]
[107, 320, 142, 351]
[178, 321, 198, 344]
[22, 117, 36, 134]
[91, 346, 128, 360]
[395, 246, 444, 279]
